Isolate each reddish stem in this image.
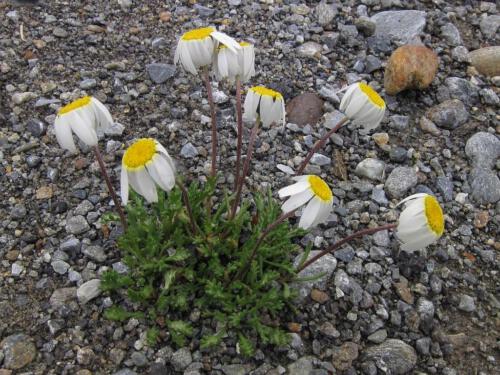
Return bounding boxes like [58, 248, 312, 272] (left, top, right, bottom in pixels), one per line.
[234, 76, 243, 190]
[203, 69, 218, 178]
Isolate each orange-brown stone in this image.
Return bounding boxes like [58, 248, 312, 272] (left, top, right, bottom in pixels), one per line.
[384, 45, 439, 95]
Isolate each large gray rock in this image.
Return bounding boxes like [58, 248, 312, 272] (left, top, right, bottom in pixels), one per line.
[479, 14, 500, 39]
[469, 168, 500, 204]
[384, 167, 418, 198]
[292, 251, 337, 301]
[77, 279, 102, 304]
[355, 158, 386, 181]
[465, 132, 500, 169]
[426, 99, 469, 129]
[363, 339, 417, 374]
[370, 10, 426, 44]
[441, 23, 462, 46]
[146, 63, 176, 84]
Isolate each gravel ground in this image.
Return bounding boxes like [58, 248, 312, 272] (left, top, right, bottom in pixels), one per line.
[1, 0, 499, 374]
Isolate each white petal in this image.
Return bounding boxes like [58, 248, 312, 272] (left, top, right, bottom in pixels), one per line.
[54, 116, 77, 152]
[120, 165, 129, 205]
[339, 83, 358, 112]
[146, 155, 175, 192]
[281, 189, 313, 213]
[259, 95, 275, 126]
[91, 98, 114, 131]
[278, 180, 309, 198]
[311, 199, 333, 227]
[179, 42, 197, 74]
[128, 168, 158, 203]
[211, 31, 240, 53]
[155, 141, 176, 173]
[70, 113, 98, 146]
[243, 91, 258, 122]
[396, 193, 428, 208]
[298, 198, 322, 229]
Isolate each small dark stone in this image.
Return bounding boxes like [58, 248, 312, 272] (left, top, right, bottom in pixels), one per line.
[72, 189, 87, 200]
[53, 200, 69, 214]
[26, 119, 46, 136]
[389, 147, 407, 163]
[436, 176, 453, 201]
[26, 155, 42, 168]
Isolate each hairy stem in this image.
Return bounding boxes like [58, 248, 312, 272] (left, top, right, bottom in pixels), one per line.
[296, 117, 349, 175]
[296, 223, 397, 273]
[177, 180, 199, 234]
[93, 146, 127, 230]
[234, 76, 243, 191]
[230, 117, 260, 220]
[203, 68, 218, 178]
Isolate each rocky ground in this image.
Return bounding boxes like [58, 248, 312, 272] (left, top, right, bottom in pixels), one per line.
[1, 0, 499, 374]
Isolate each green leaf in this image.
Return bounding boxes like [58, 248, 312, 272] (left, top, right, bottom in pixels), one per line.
[103, 306, 144, 322]
[101, 211, 120, 224]
[167, 320, 193, 347]
[237, 334, 254, 356]
[200, 332, 224, 349]
[146, 327, 160, 346]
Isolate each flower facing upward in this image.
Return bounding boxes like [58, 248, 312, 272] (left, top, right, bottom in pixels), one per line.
[120, 138, 176, 205]
[278, 175, 333, 229]
[339, 82, 386, 131]
[243, 86, 285, 127]
[54, 96, 113, 152]
[396, 193, 445, 252]
[214, 41, 255, 83]
[174, 26, 240, 75]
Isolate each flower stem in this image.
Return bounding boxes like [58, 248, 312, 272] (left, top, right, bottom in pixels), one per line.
[92, 145, 127, 231]
[203, 68, 218, 178]
[296, 116, 349, 175]
[295, 223, 397, 273]
[176, 180, 199, 234]
[232, 210, 296, 283]
[234, 75, 243, 191]
[230, 117, 260, 220]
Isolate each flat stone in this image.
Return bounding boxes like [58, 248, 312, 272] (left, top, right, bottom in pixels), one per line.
[66, 215, 90, 235]
[49, 287, 77, 308]
[51, 260, 70, 275]
[469, 47, 500, 77]
[77, 279, 102, 304]
[82, 245, 107, 263]
[368, 329, 387, 344]
[384, 45, 438, 95]
[310, 153, 331, 166]
[384, 167, 418, 198]
[355, 158, 385, 181]
[426, 99, 468, 130]
[286, 93, 324, 127]
[180, 142, 198, 158]
[465, 132, 500, 169]
[331, 342, 359, 371]
[371, 10, 426, 44]
[394, 282, 414, 304]
[297, 41, 322, 58]
[458, 294, 475, 312]
[1, 334, 37, 370]
[362, 339, 417, 374]
[146, 63, 176, 84]
[80, 78, 97, 89]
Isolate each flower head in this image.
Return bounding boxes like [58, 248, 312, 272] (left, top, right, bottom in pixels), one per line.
[174, 26, 240, 75]
[278, 175, 333, 229]
[120, 138, 176, 204]
[339, 82, 386, 131]
[214, 41, 255, 83]
[396, 193, 445, 252]
[54, 96, 113, 152]
[243, 86, 285, 127]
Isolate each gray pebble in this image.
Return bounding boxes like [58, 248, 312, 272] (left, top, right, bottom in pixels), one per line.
[385, 167, 418, 198]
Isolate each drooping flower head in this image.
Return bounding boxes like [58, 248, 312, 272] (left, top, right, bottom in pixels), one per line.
[174, 26, 240, 75]
[396, 193, 445, 252]
[214, 41, 255, 83]
[120, 138, 176, 205]
[243, 86, 285, 127]
[278, 175, 333, 229]
[339, 82, 386, 131]
[54, 96, 113, 152]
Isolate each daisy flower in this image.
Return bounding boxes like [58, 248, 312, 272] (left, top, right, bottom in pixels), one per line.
[278, 175, 333, 229]
[54, 96, 113, 152]
[339, 82, 386, 131]
[396, 193, 445, 252]
[214, 41, 255, 83]
[174, 26, 240, 75]
[120, 138, 176, 204]
[243, 86, 285, 127]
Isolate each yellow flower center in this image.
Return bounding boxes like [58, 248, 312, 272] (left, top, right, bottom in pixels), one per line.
[58, 96, 92, 115]
[250, 86, 283, 100]
[424, 195, 444, 236]
[239, 41, 251, 47]
[359, 83, 385, 109]
[181, 27, 215, 41]
[123, 138, 157, 169]
[308, 176, 333, 202]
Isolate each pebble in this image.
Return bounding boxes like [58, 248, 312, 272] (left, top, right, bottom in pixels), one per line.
[331, 342, 359, 371]
[389, 147, 407, 163]
[181, 143, 199, 158]
[26, 119, 46, 137]
[355, 16, 376, 37]
[286, 93, 324, 127]
[51, 260, 70, 275]
[296, 42, 322, 58]
[458, 294, 476, 312]
[11, 263, 23, 276]
[77, 279, 102, 304]
[292, 251, 337, 301]
[389, 115, 410, 131]
[82, 245, 107, 263]
[468, 47, 500, 77]
[130, 352, 147, 367]
[415, 337, 431, 355]
[445, 77, 479, 105]
[355, 158, 385, 181]
[287, 356, 313, 375]
[362, 339, 417, 374]
[53, 27, 68, 38]
[469, 168, 500, 204]
[315, 2, 337, 26]
[12, 92, 37, 105]
[426, 99, 468, 130]
[419, 116, 441, 135]
[310, 153, 331, 166]
[49, 287, 76, 308]
[104, 122, 125, 136]
[384, 167, 418, 198]
[171, 347, 192, 371]
[0, 334, 37, 370]
[436, 176, 453, 201]
[77, 347, 95, 365]
[367, 329, 387, 344]
[146, 63, 176, 84]
[66, 215, 90, 235]
[479, 14, 500, 39]
[465, 132, 500, 169]
[80, 78, 97, 89]
[441, 23, 462, 46]
[370, 10, 426, 44]
[384, 45, 438, 95]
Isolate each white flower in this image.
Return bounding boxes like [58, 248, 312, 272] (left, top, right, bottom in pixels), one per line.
[339, 82, 386, 131]
[243, 86, 285, 127]
[278, 175, 333, 229]
[396, 193, 445, 252]
[174, 26, 240, 75]
[214, 41, 255, 83]
[120, 138, 176, 204]
[54, 96, 113, 152]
